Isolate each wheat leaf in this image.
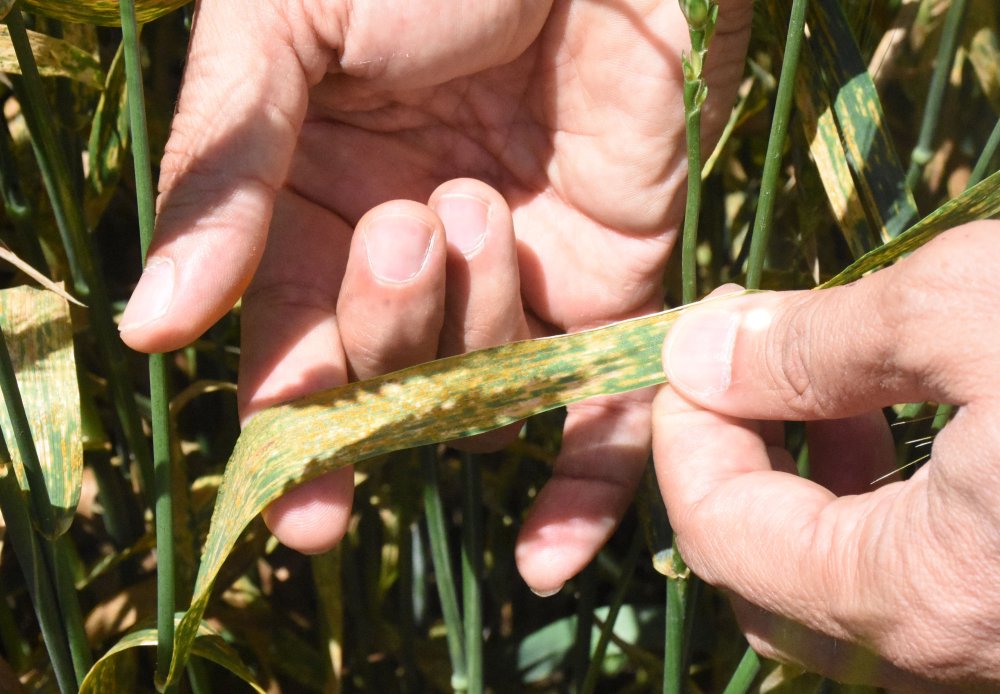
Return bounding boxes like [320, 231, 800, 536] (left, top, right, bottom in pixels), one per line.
[0, 286, 81, 537]
[80, 620, 266, 693]
[808, 0, 919, 240]
[822, 168, 1000, 287]
[0, 26, 103, 89]
[161, 295, 745, 685]
[23, 0, 189, 26]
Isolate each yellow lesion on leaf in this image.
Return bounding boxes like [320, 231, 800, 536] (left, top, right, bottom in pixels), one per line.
[23, 0, 190, 26]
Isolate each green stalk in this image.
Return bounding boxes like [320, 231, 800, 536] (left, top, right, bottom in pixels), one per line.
[421, 447, 467, 692]
[311, 549, 344, 694]
[672, 3, 718, 689]
[460, 453, 483, 694]
[905, 0, 969, 190]
[580, 529, 643, 694]
[0, 435, 76, 693]
[3, 6, 154, 507]
[721, 646, 760, 694]
[117, 0, 176, 683]
[678, 0, 717, 305]
[571, 563, 598, 691]
[969, 116, 1000, 188]
[681, 89, 703, 304]
[744, 0, 808, 290]
[51, 536, 93, 680]
[663, 549, 691, 694]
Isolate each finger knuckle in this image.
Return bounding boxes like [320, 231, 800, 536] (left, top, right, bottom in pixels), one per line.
[766, 298, 833, 417]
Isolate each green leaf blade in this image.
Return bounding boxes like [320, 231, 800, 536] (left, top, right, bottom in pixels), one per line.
[81, 621, 266, 693]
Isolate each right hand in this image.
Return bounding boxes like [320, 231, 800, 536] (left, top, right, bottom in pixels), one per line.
[654, 222, 1000, 690]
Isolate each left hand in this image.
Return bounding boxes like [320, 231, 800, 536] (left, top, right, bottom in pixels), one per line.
[120, 0, 752, 593]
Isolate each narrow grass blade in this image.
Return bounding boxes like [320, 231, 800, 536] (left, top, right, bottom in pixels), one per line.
[162, 296, 746, 685]
[23, 0, 189, 26]
[311, 548, 344, 694]
[460, 453, 483, 694]
[969, 116, 1000, 188]
[0, 26, 104, 88]
[0, 459, 76, 693]
[721, 646, 760, 694]
[0, 286, 82, 537]
[580, 530, 643, 694]
[807, 0, 919, 240]
[821, 168, 1000, 287]
[85, 42, 128, 228]
[80, 621, 265, 693]
[422, 448, 467, 691]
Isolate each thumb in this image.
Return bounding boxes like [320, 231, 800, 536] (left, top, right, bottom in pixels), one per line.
[119, 0, 326, 352]
[663, 224, 1000, 420]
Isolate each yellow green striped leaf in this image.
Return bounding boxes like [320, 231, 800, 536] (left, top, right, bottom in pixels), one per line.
[764, 0, 875, 258]
[80, 620, 265, 693]
[0, 286, 81, 538]
[807, 0, 919, 241]
[0, 25, 103, 89]
[22, 0, 189, 26]
[791, 22, 874, 258]
[162, 297, 741, 686]
[822, 168, 1000, 287]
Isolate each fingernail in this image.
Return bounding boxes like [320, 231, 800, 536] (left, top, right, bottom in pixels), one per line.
[530, 584, 564, 598]
[436, 194, 490, 257]
[364, 214, 434, 283]
[664, 308, 741, 396]
[119, 257, 175, 332]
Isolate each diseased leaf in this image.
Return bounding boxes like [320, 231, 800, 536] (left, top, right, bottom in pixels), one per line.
[80, 620, 266, 693]
[807, 0, 919, 240]
[164, 296, 747, 685]
[0, 286, 82, 537]
[791, 17, 874, 258]
[0, 26, 103, 89]
[822, 168, 1000, 287]
[22, 0, 190, 27]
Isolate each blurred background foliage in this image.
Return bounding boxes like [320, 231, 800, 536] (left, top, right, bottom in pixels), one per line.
[0, 0, 996, 691]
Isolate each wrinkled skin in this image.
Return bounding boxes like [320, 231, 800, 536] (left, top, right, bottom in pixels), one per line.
[656, 223, 1000, 691]
[118, 0, 752, 593]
